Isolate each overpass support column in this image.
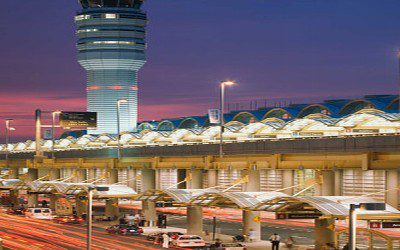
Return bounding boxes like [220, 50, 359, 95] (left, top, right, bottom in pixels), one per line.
[75, 169, 87, 183]
[187, 169, 203, 235]
[187, 169, 203, 189]
[142, 168, 157, 226]
[105, 169, 119, 220]
[315, 170, 335, 196]
[242, 169, 261, 241]
[49, 169, 61, 181]
[177, 169, 187, 189]
[9, 190, 19, 208]
[315, 218, 335, 249]
[207, 169, 218, 188]
[127, 167, 137, 190]
[386, 170, 399, 209]
[334, 170, 343, 196]
[9, 167, 19, 179]
[282, 170, 294, 195]
[26, 168, 39, 207]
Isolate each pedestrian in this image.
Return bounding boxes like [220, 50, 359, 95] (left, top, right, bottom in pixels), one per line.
[269, 233, 281, 250]
[248, 229, 256, 242]
[284, 236, 294, 249]
[162, 232, 169, 249]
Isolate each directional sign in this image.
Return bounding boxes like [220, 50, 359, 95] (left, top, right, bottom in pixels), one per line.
[382, 222, 400, 228]
[253, 216, 261, 223]
[55, 198, 73, 216]
[59, 112, 97, 129]
[276, 213, 322, 220]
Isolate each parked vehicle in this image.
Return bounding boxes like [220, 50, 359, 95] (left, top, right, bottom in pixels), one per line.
[6, 207, 26, 216]
[209, 243, 247, 250]
[25, 208, 53, 220]
[106, 224, 144, 235]
[171, 235, 206, 248]
[53, 215, 84, 224]
[146, 231, 183, 243]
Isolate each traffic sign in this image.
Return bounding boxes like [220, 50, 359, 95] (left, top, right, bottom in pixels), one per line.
[276, 213, 322, 220]
[59, 112, 97, 129]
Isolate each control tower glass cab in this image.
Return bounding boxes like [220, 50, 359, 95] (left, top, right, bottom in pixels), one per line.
[76, 0, 146, 135]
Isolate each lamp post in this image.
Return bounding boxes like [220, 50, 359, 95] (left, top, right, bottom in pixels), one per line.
[87, 186, 109, 250]
[116, 99, 128, 159]
[51, 111, 61, 159]
[348, 203, 386, 250]
[5, 119, 15, 161]
[219, 81, 235, 158]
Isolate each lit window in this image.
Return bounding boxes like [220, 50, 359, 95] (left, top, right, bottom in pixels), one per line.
[75, 15, 91, 21]
[105, 14, 117, 19]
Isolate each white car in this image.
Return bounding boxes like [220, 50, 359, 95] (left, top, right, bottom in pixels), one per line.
[172, 235, 206, 248]
[25, 208, 53, 220]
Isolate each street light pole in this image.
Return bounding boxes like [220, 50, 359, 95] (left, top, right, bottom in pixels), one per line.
[87, 187, 93, 250]
[5, 119, 15, 161]
[116, 99, 128, 160]
[348, 203, 385, 250]
[51, 111, 61, 159]
[219, 81, 235, 158]
[348, 204, 358, 250]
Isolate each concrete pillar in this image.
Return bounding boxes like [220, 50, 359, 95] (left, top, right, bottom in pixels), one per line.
[315, 170, 335, 196]
[75, 169, 87, 183]
[141, 168, 157, 225]
[9, 190, 19, 207]
[282, 170, 294, 195]
[207, 169, 218, 188]
[9, 167, 19, 179]
[386, 170, 399, 209]
[127, 168, 137, 190]
[186, 169, 203, 235]
[177, 169, 187, 189]
[242, 169, 261, 241]
[187, 206, 203, 235]
[49, 169, 61, 181]
[26, 168, 39, 207]
[50, 194, 58, 211]
[187, 169, 203, 189]
[334, 170, 342, 196]
[315, 218, 335, 249]
[105, 169, 119, 219]
[88, 168, 96, 181]
[75, 195, 87, 217]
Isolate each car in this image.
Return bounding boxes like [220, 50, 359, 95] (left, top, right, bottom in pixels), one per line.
[24, 208, 53, 220]
[106, 224, 144, 236]
[146, 231, 183, 243]
[210, 243, 247, 250]
[53, 215, 84, 224]
[171, 235, 206, 248]
[6, 207, 26, 216]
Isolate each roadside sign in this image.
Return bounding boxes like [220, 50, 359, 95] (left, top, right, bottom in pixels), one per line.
[43, 129, 53, 140]
[276, 213, 322, 220]
[369, 221, 400, 229]
[55, 198, 73, 216]
[59, 112, 97, 129]
[208, 109, 220, 124]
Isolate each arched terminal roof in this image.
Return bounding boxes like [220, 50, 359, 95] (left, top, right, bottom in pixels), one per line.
[189, 191, 289, 209]
[138, 189, 215, 204]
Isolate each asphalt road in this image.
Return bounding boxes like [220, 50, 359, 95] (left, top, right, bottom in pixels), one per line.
[0, 212, 166, 250]
[166, 215, 315, 246]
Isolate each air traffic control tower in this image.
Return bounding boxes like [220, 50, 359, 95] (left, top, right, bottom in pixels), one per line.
[76, 0, 146, 134]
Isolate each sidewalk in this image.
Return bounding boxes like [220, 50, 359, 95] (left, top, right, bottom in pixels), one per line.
[94, 221, 313, 250]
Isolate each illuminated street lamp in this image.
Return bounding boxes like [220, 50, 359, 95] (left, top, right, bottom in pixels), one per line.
[51, 111, 62, 159]
[348, 203, 385, 250]
[5, 119, 15, 161]
[87, 185, 109, 250]
[219, 81, 235, 158]
[116, 99, 128, 159]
